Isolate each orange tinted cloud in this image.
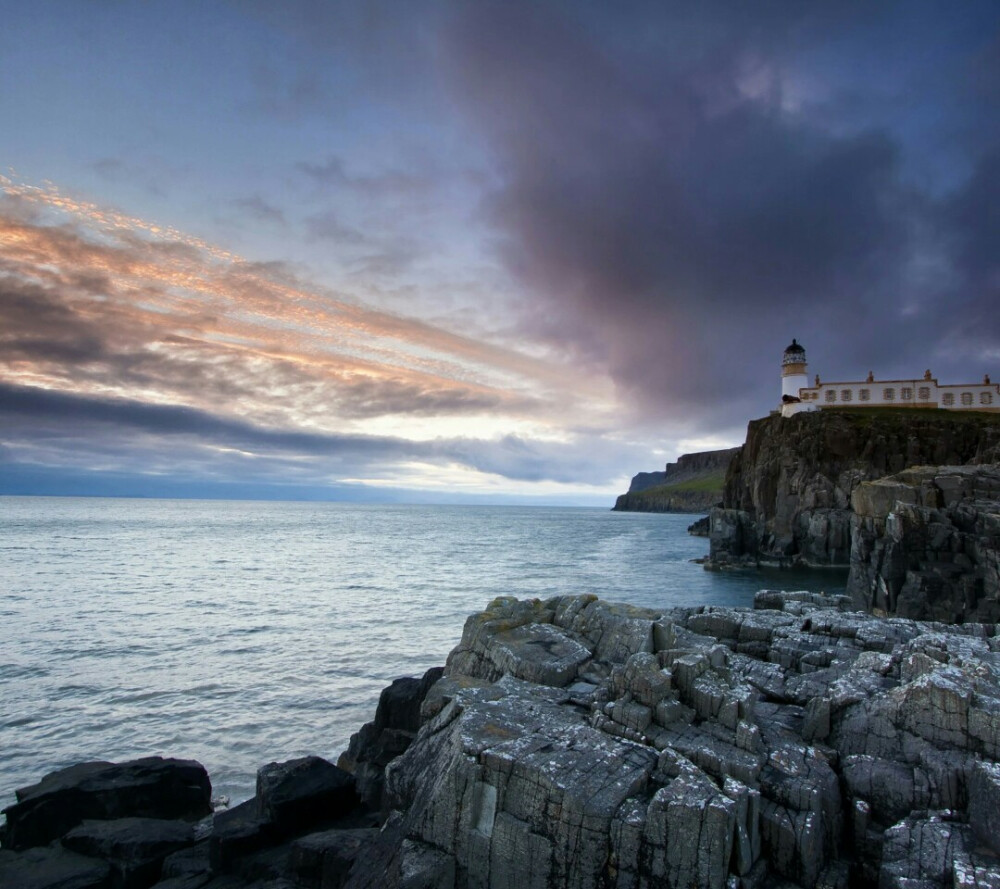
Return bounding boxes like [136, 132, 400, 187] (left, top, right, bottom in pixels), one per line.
[0, 177, 612, 440]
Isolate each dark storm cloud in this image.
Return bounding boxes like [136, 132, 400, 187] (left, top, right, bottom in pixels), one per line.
[436, 1, 1000, 421]
[0, 384, 645, 487]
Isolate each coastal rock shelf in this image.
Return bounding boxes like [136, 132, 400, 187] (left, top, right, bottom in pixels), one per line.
[5, 593, 1000, 888]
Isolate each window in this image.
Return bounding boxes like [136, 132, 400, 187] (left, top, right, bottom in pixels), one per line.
[981, 392, 992, 405]
[825, 389, 836, 402]
[962, 392, 973, 406]
[901, 387, 913, 400]
[918, 387, 930, 400]
[841, 389, 852, 402]
[884, 388, 895, 401]
[859, 389, 870, 401]
[942, 392, 955, 406]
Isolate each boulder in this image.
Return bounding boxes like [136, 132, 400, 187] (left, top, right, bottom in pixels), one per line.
[1, 758, 211, 851]
[256, 757, 358, 830]
[61, 817, 195, 889]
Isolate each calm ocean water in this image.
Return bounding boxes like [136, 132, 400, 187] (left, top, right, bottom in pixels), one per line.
[0, 497, 844, 807]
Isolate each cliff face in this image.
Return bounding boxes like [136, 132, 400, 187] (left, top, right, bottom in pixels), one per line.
[614, 447, 738, 513]
[848, 465, 1000, 622]
[710, 410, 1000, 568]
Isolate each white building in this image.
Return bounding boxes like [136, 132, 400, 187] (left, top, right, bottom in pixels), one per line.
[778, 339, 999, 418]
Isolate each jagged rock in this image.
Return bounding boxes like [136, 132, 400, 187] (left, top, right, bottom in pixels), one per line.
[345, 593, 1000, 889]
[338, 667, 447, 809]
[0, 758, 212, 852]
[687, 515, 710, 536]
[879, 813, 973, 888]
[159, 841, 210, 880]
[210, 756, 361, 876]
[61, 817, 195, 889]
[9, 592, 1000, 889]
[210, 798, 279, 873]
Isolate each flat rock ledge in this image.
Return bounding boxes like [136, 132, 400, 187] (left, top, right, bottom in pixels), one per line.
[6, 593, 1000, 889]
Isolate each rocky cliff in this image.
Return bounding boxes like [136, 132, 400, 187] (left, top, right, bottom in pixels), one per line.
[8, 593, 1000, 889]
[614, 447, 738, 513]
[709, 410, 1000, 569]
[848, 465, 1000, 622]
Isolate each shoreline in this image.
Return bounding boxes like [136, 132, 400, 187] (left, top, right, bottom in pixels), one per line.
[5, 590, 999, 887]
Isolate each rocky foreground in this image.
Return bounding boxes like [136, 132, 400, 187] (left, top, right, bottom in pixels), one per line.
[4, 592, 1000, 888]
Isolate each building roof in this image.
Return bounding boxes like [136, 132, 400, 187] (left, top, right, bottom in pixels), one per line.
[784, 338, 805, 354]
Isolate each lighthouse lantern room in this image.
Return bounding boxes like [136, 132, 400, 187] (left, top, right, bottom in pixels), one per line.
[780, 339, 817, 416]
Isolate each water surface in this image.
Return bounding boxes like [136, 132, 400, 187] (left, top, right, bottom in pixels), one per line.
[0, 497, 843, 805]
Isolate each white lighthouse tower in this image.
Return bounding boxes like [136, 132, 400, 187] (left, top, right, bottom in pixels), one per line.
[780, 339, 817, 417]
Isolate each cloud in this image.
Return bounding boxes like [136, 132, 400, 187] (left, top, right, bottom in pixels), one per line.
[0, 176, 640, 496]
[303, 211, 368, 244]
[434, 2, 1000, 422]
[0, 383, 646, 489]
[295, 156, 435, 199]
[231, 196, 287, 225]
[0, 180, 591, 428]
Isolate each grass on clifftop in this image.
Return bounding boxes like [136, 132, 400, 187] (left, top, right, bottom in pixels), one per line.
[640, 470, 727, 497]
[816, 407, 1000, 424]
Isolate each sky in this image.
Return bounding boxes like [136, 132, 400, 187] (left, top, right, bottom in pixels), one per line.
[2, 1, 999, 505]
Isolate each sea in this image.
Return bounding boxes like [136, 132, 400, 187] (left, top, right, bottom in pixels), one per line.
[0, 497, 845, 808]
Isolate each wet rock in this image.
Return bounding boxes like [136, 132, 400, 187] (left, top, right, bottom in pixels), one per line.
[1, 758, 211, 852]
[0, 844, 112, 889]
[209, 798, 278, 873]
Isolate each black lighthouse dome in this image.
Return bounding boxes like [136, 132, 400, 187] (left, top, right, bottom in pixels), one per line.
[782, 339, 807, 368]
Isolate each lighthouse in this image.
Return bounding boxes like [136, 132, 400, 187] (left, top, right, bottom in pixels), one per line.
[779, 339, 817, 416]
